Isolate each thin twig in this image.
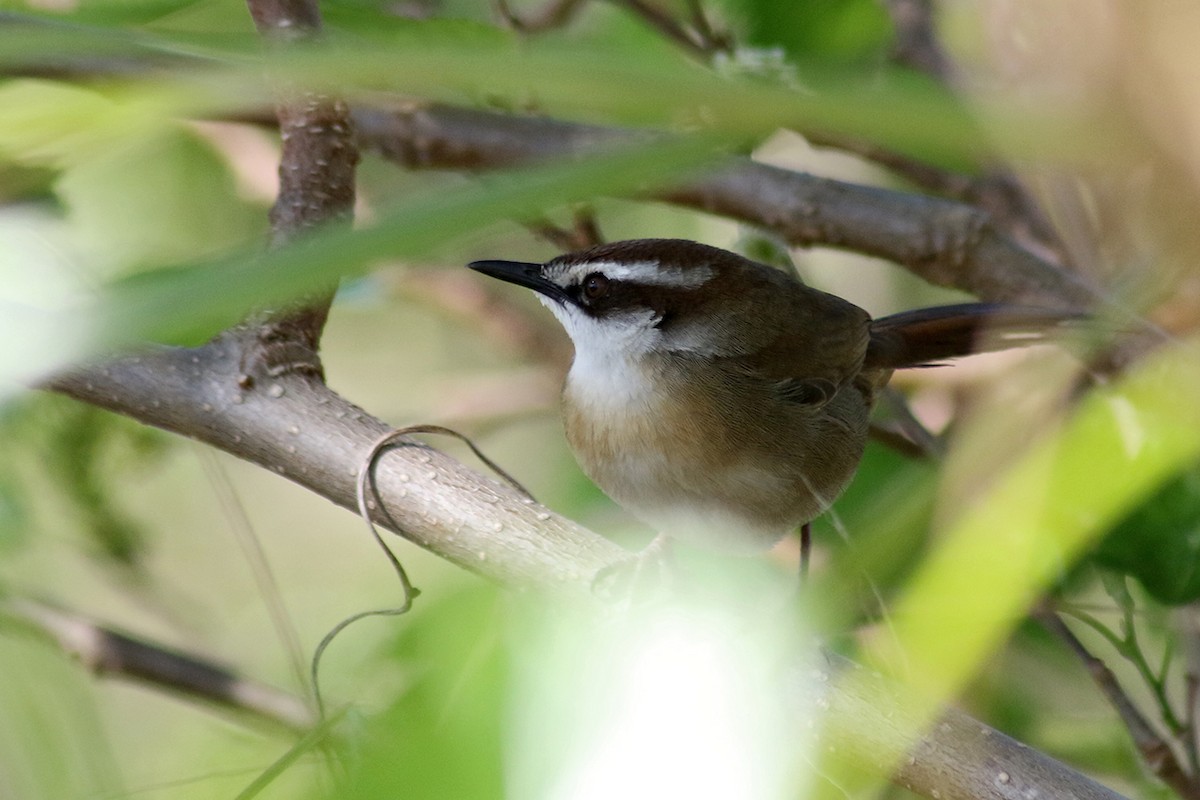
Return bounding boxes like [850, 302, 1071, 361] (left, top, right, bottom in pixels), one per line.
[529, 207, 605, 251]
[609, 0, 710, 58]
[1039, 606, 1200, 799]
[1, 597, 314, 731]
[682, 0, 727, 53]
[874, 387, 943, 459]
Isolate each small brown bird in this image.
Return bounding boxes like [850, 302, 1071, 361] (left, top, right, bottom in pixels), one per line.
[470, 239, 1078, 556]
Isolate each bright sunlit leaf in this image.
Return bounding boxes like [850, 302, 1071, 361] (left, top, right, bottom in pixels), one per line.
[508, 595, 815, 800]
[846, 335, 1200, 767]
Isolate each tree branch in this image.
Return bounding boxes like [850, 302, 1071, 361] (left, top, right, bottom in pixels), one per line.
[44, 345, 1127, 800]
[46, 342, 619, 590]
[2, 597, 314, 732]
[352, 104, 1098, 308]
[240, 0, 357, 378]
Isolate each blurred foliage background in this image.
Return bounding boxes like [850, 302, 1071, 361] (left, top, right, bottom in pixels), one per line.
[3, 0, 1200, 798]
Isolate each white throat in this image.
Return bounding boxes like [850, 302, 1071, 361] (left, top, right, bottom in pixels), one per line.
[540, 296, 661, 410]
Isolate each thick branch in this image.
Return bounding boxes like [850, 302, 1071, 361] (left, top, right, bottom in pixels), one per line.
[47, 341, 619, 589]
[353, 104, 1097, 308]
[46, 347, 1126, 800]
[826, 655, 1127, 800]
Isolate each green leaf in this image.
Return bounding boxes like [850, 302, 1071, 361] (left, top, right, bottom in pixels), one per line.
[332, 583, 507, 799]
[816, 337, 1200, 793]
[811, 447, 938, 635]
[720, 0, 892, 64]
[0, 80, 126, 168]
[91, 133, 727, 347]
[0, 634, 123, 799]
[0, 394, 168, 566]
[860, 335, 1200, 720]
[0, 17, 1101, 169]
[1095, 463, 1200, 605]
[56, 125, 265, 272]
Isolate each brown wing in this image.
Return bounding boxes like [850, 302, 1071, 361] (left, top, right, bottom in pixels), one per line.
[723, 280, 872, 410]
[645, 250, 873, 406]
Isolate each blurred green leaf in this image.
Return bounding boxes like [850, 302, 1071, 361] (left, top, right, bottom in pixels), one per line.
[56, 125, 265, 272]
[235, 708, 347, 800]
[0, 394, 168, 566]
[332, 583, 506, 799]
[57, 0, 208, 27]
[719, 0, 891, 64]
[0, 18, 1088, 170]
[1094, 462, 1200, 605]
[0, 634, 123, 799]
[261, 31, 989, 166]
[93, 133, 726, 347]
[0, 80, 130, 168]
[864, 336, 1200, 711]
[0, 471, 30, 553]
[811, 446, 938, 636]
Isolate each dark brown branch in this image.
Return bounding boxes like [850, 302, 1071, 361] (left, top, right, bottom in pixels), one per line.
[3, 597, 313, 732]
[237, 0, 358, 379]
[1038, 608, 1200, 800]
[865, 0, 1069, 264]
[883, 0, 951, 81]
[352, 104, 1098, 308]
[529, 207, 605, 251]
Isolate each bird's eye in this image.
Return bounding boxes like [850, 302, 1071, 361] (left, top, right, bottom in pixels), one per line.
[581, 272, 610, 301]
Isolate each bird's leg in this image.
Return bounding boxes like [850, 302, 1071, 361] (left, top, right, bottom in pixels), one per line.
[591, 533, 675, 602]
[799, 521, 811, 581]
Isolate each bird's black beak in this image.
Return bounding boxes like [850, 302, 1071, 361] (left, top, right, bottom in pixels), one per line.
[468, 260, 569, 304]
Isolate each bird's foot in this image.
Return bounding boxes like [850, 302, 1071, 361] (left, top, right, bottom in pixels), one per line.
[591, 534, 675, 604]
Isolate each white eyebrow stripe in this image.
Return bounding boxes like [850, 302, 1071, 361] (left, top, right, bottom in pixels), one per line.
[561, 259, 715, 289]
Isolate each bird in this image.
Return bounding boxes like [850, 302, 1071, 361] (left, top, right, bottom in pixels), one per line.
[469, 238, 1080, 561]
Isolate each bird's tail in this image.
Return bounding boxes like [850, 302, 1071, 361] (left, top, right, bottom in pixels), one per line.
[864, 303, 1085, 370]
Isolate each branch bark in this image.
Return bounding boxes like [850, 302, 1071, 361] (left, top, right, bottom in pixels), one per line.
[240, 0, 357, 378]
[45, 345, 1128, 800]
[352, 104, 1098, 308]
[46, 342, 618, 589]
